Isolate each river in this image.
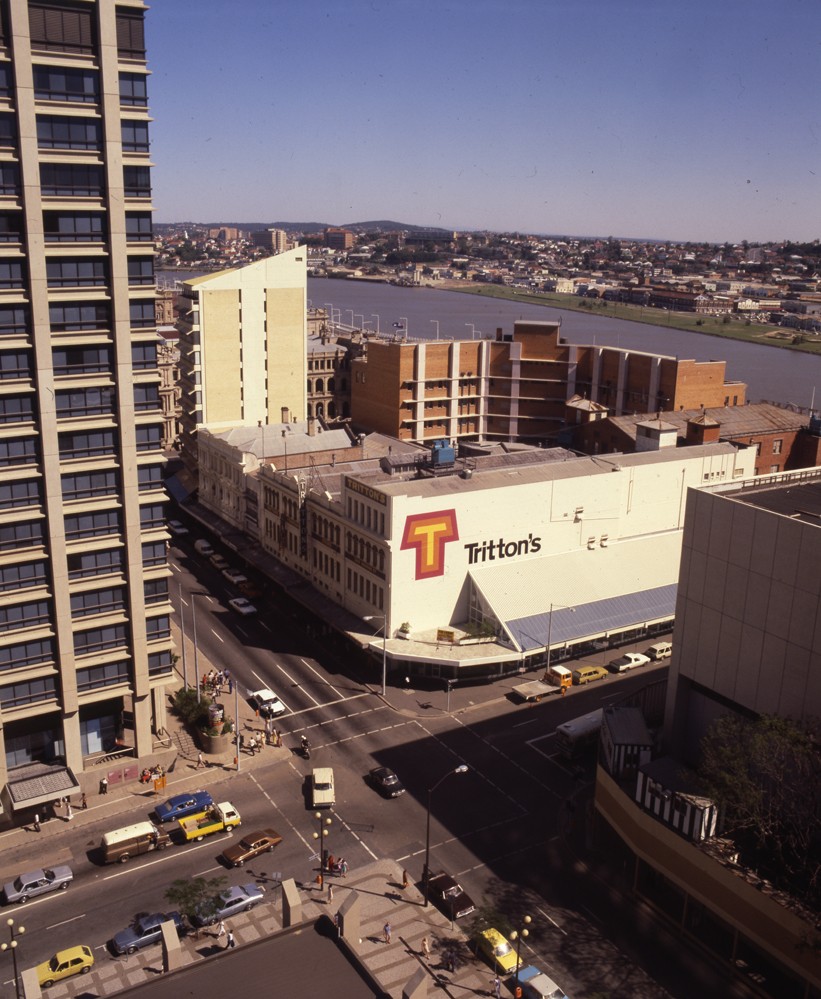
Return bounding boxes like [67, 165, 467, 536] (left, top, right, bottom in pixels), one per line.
[309, 277, 821, 409]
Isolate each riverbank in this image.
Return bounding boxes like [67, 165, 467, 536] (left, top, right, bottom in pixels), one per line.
[434, 282, 821, 355]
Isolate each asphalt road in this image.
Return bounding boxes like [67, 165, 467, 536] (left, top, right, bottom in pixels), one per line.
[1, 531, 735, 997]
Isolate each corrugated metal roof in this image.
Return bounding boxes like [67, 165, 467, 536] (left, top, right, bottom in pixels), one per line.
[604, 706, 652, 746]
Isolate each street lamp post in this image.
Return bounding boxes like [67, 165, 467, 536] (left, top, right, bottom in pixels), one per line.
[346, 309, 355, 329]
[400, 316, 408, 340]
[192, 591, 201, 703]
[2, 917, 25, 999]
[465, 322, 476, 339]
[355, 313, 365, 330]
[371, 314, 380, 334]
[510, 914, 532, 992]
[313, 812, 332, 888]
[423, 765, 468, 906]
[363, 615, 387, 696]
[178, 582, 188, 690]
[430, 319, 440, 340]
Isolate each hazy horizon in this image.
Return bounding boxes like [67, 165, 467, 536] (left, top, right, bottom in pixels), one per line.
[146, 0, 820, 245]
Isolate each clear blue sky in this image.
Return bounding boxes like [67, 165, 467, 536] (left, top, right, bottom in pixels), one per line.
[146, 0, 820, 244]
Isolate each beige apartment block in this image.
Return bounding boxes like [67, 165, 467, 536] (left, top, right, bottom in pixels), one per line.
[176, 249, 308, 454]
[0, 0, 174, 821]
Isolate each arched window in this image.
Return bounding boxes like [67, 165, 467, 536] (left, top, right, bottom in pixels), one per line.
[328, 377, 335, 393]
[328, 401, 336, 418]
[315, 378, 324, 394]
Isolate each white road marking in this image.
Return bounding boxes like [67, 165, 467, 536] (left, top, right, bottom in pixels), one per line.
[300, 658, 344, 699]
[274, 660, 322, 706]
[46, 913, 86, 929]
[536, 905, 568, 935]
[210, 629, 224, 643]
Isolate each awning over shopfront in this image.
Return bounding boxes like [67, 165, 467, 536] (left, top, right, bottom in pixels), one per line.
[165, 468, 197, 503]
[469, 531, 681, 653]
[5, 761, 81, 812]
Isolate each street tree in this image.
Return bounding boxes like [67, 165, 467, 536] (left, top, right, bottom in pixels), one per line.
[165, 876, 227, 936]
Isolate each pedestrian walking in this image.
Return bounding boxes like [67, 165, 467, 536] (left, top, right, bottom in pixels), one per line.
[327, 883, 334, 904]
[340, 858, 348, 877]
[66, 803, 73, 821]
[492, 975, 502, 999]
[228, 677, 233, 695]
[196, 751, 205, 768]
[383, 921, 391, 944]
[80, 792, 87, 810]
[33, 813, 41, 833]
[226, 931, 235, 949]
[248, 736, 256, 755]
[421, 935, 431, 959]
[402, 869, 410, 889]
[217, 920, 226, 938]
[99, 776, 108, 795]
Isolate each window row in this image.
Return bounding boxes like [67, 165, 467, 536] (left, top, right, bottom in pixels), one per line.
[77, 661, 129, 692]
[0, 436, 37, 467]
[32, 66, 147, 107]
[29, 4, 145, 61]
[70, 587, 125, 619]
[74, 623, 128, 656]
[0, 677, 57, 709]
[0, 478, 40, 510]
[0, 599, 51, 633]
[33, 164, 151, 199]
[0, 637, 54, 672]
[0, 522, 44, 554]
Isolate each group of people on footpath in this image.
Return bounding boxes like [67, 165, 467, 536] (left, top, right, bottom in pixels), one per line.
[32, 793, 88, 832]
[201, 668, 232, 696]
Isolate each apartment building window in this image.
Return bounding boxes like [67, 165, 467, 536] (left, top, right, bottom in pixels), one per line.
[47, 258, 107, 287]
[0, 395, 34, 424]
[0, 64, 11, 98]
[135, 424, 161, 452]
[137, 464, 163, 492]
[0, 161, 19, 195]
[65, 509, 120, 541]
[77, 661, 129, 692]
[55, 386, 115, 418]
[67, 548, 122, 580]
[0, 350, 31, 379]
[0, 479, 40, 510]
[121, 120, 149, 153]
[33, 65, 98, 103]
[0, 677, 58, 709]
[61, 469, 118, 501]
[44, 211, 105, 242]
[0, 522, 44, 553]
[145, 615, 170, 641]
[73, 623, 128, 656]
[49, 301, 110, 332]
[144, 578, 168, 605]
[129, 300, 155, 328]
[141, 541, 166, 567]
[0, 212, 22, 243]
[148, 650, 173, 676]
[0, 437, 37, 467]
[116, 7, 146, 59]
[131, 342, 156, 371]
[125, 212, 152, 241]
[133, 384, 159, 412]
[127, 257, 154, 286]
[772, 439, 783, 455]
[37, 115, 101, 151]
[139, 503, 164, 529]
[0, 599, 51, 632]
[29, 2, 95, 55]
[119, 72, 147, 107]
[0, 260, 24, 289]
[0, 562, 47, 593]
[0, 306, 30, 336]
[53, 346, 111, 377]
[70, 587, 125, 619]
[123, 166, 150, 198]
[40, 163, 104, 197]
[0, 112, 15, 148]
[58, 429, 116, 460]
[0, 637, 54, 672]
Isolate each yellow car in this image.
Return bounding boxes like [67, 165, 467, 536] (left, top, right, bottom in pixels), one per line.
[476, 927, 521, 974]
[37, 945, 94, 988]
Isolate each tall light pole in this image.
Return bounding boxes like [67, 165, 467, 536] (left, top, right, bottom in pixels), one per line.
[430, 320, 440, 340]
[313, 811, 332, 888]
[465, 323, 476, 340]
[355, 313, 365, 330]
[178, 582, 188, 690]
[234, 679, 241, 773]
[2, 917, 25, 999]
[510, 914, 532, 991]
[324, 302, 334, 331]
[423, 765, 468, 906]
[192, 591, 201, 703]
[346, 309, 355, 328]
[363, 614, 387, 696]
[371, 314, 380, 334]
[400, 316, 409, 340]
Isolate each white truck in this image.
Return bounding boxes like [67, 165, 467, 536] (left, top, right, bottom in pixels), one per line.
[178, 802, 241, 842]
[513, 665, 572, 702]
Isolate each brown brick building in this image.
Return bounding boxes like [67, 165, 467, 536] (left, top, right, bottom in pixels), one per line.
[351, 320, 746, 444]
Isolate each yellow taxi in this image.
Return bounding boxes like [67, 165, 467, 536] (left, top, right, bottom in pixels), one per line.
[37, 945, 94, 988]
[476, 927, 521, 974]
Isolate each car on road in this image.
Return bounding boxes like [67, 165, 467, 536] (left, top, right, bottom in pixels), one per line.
[368, 766, 405, 798]
[210, 553, 229, 571]
[167, 519, 188, 536]
[191, 882, 265, 927]
[239, 579, 263, 599]
[248, 687, 285, 717]
[3, 865, 73, 904]
[222, 567, 248, 586]
[519, 965, 571, 999]
[154, 790, 214, 823]
[427, 870, 476, 920]
[475, 927, 521, 974]
[37, 945, 94, 988]
[607, 652, 651, 673]
[111, 912, 185, 955]
[228, 596, 257, 616]
[220, 828, 282, 867]
[311, 767, 335, 809]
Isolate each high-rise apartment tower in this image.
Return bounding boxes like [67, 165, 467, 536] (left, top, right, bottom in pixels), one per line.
[0, 0, 173, 818]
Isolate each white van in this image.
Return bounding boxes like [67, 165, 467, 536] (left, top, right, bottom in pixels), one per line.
[645, 641, 673, 661]
[193, 539, 214, 557]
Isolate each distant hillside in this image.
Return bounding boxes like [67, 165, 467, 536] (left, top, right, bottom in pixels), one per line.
[154, 220, 449, 234]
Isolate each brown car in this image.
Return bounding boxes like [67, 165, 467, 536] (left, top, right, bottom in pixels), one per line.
[220, 828, 282, 867]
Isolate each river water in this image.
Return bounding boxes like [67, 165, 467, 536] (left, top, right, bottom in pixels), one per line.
[309, 277, 821, 409]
